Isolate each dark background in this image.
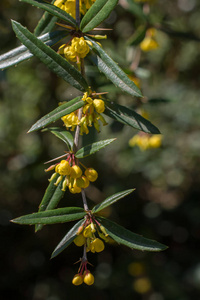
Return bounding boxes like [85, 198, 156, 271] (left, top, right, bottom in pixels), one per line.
[1, 1, 200, 299]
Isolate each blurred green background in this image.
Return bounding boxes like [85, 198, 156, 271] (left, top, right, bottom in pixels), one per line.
[1, 0, 200, 299]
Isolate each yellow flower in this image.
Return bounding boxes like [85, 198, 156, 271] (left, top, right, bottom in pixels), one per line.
[74, 234, 86, 246]
[90, 238, 105, 253]
[59, 37, 90, 63]
[55, 160, 71, 176]
[140, 28, 159, 52]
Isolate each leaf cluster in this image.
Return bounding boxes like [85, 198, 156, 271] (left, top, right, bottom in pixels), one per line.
[2, 0, 166, 259]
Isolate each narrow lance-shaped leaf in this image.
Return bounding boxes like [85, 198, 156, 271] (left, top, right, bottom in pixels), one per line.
[0, 30, 67, 70]
[92, 189, 135, 213]
[34, 0, 58, 36]
[35, 174, 65, 232]
[20, 0, 77, 27]
[12, 21, 88, 92]
[127, 25, 147, 46]
[43, 127, 74, 150]
[28, 96, 84, 133]
[104, 101, 160, 134]
[75, 138, 116, 158]
[12, 207, 86, 225]
[80, 0, 118, 33]
[51, 219, 85, 258]
[97, 217, 168, 252]
[86, 37, 142, 98]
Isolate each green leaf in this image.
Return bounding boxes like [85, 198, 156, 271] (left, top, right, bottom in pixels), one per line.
[75, 138, 116, 158]
[44, 127, 74, 150]
[92, 189, 135, 213]
[20, 0, 77, 27]
[104, 101, 160, 134]
[0, 30, 67, 70]
[12, 207, 86, 225]
[86, 37, 142, 98]
[34, 15, 58, 37]
[80, 0, 118, 33]
[96, 217, 168, 251]
[51, 219, 85, 258]
[28, 96, 84, 132]
[34, 0, 58, 36]
[35, 174, 65, 232]
[127, 25, 147, 46]
[12, 21, 88, 92]
[126, 0, 148, 21]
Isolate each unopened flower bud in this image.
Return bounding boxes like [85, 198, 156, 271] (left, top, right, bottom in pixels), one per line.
[84, 272, 94, 285]
[85, 168, 98, 182]
[72, 274, 83, 286]
[48, 172, 57, 182]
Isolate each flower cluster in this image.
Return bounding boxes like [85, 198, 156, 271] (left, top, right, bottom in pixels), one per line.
[46, 154, 98, 194]
[140, 28, 159, 52]
[74, 221, 109, 253]
[58, 37, 92, 63]
[72, 217, 110, 286]
[129, 133, 162, 151]
[54, 0, 96, 19]
[62, 92, 108, 134]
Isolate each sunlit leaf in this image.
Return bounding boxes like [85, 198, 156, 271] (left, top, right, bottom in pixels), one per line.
[34, 0, 58, 36]
[104, 101, 160, 134]
[28, 97, 84, 132]
[86, 37, 142, 98]
[97, 217, 168, 251]
[51, 219, 85, 258]
[12, 207, 86, 225]
[80, 0, 118, 33]
[75, 138, 116, 158]
[12, 21, 88, 91]
[0, 30, 67, 70]
[44, 127, 74, 150]
[92, 189, 135, 213]
[35, 174, 65, 232]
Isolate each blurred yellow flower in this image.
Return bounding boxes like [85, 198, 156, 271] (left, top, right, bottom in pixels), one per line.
[129, 133, 162, 150]
[140, 28, 159, 52]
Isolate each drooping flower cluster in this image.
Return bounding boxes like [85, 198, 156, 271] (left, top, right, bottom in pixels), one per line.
[46, 153, 98, 194]
[72, 217, 110, 286]
[62, 92, 108, 134]
[140, 28, 159, 52]
[54, 0, 96, 19]
[129, 132, 162, 151]
[58, 37, 92, 63]
[74, 221, 109, 253]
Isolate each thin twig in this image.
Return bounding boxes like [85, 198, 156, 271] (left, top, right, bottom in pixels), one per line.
[76, 0, 80, 27]
[82, 189, 89, 211]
